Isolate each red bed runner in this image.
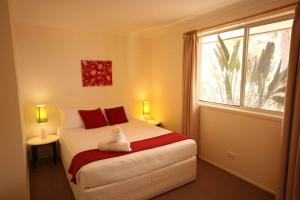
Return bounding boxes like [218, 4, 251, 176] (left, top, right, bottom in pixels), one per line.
[68, 132, 190, 183]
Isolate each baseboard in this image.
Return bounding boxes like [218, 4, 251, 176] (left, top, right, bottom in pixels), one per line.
[198, 156, 275, 195]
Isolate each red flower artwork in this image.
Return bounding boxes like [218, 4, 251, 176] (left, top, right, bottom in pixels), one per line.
[81, 60, 112, 87]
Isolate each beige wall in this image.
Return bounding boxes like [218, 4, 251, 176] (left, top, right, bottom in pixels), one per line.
[0, 0, 27, 199]
[151, 34, 183, 132]
[199, 106, 282, 192]
[14, 24, 151, 138]
[127, 36, 153, 120]
[148, 0, 296, 193]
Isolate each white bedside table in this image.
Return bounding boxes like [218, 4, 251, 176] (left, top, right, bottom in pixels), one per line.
[27, 135, 59, 169]
[146, 119, 161, 127]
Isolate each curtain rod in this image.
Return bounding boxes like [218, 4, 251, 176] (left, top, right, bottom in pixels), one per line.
[184, 2, 298, 35]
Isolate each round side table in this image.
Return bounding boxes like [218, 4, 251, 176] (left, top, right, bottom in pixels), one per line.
[27, 135, 59, 169]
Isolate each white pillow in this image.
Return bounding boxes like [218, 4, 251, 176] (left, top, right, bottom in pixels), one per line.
[59, 109, 84, 129]
[124, 107, 134, 120]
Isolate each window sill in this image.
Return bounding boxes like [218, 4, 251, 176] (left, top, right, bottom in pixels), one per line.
[198, 101, 283, 122]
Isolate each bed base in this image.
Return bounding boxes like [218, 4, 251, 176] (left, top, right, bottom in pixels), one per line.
[62, 153, 197, 200]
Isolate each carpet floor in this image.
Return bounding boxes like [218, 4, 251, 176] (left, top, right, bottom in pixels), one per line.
[29, 158, 274, 200]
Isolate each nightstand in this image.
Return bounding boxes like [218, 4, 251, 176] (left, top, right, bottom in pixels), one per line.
[146, 119, 161, 127]
[27, 135, 59, 169]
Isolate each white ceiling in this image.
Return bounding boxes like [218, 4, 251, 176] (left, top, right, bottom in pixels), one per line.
[11, 0, 243, 34]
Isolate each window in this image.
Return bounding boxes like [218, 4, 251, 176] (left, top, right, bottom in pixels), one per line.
[198, 18, 293, 112]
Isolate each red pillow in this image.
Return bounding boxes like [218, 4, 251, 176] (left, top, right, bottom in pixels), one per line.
[104, 106, 128, 125]
[78, 108, 108, 129]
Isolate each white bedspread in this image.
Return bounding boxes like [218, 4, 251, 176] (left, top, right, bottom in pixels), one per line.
[59, 120, 196, 189]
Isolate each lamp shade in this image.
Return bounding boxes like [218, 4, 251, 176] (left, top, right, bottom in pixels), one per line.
[36, 105, 48, 124]
[143, 101, 150, 116]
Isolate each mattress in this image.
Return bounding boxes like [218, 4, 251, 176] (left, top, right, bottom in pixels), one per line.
[59, 120, 197, 190]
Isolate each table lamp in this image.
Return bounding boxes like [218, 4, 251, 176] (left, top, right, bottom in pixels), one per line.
[36, 105, 48, 139]
[143, 101, 150, 119]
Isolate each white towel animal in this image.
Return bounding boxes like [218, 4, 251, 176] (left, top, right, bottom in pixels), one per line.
[110, 127, 126, 143]
[98, 127, 131, 152]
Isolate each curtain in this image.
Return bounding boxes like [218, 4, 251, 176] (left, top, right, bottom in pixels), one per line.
[181, 32, 200, 143]
[277, 2, 300, 200]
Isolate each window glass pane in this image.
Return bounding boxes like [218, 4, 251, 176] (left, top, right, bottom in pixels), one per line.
[244, 19, 293, 112]
[199, 28, 244, 105]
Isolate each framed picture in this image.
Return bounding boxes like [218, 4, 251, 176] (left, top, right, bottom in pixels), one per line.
[81, 60, 112, 87]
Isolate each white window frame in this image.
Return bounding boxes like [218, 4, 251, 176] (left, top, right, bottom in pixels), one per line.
[197, 14, 294, 117]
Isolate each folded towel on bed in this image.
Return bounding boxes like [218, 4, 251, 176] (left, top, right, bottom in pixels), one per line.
[98, 142, 131, 152]
[98, 127, 131, 152]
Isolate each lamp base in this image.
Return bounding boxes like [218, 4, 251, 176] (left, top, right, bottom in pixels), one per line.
[41, 126, 47, 139]
[143, 115, 151, 120]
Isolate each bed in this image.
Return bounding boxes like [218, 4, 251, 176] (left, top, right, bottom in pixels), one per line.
[59, 119, 197, 200]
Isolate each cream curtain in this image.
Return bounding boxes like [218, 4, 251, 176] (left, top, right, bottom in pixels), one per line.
[181, 32, 199, 143]
[277, 2, 300, 200]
